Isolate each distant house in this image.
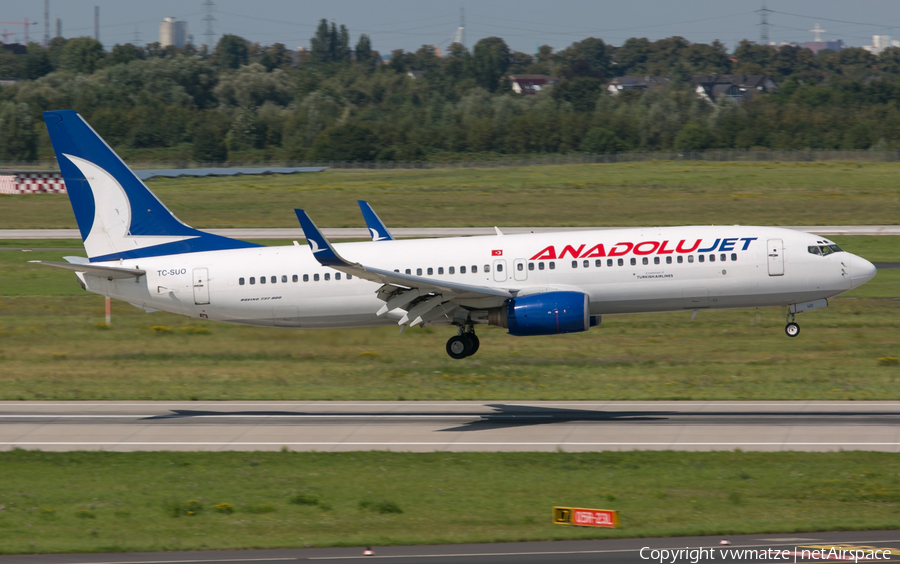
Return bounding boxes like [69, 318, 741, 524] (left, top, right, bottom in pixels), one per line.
[509, 74, 558, 94]
[407, 70, 427, 79]
[606, 76, 670, 95]
[692, 74, 777, 104]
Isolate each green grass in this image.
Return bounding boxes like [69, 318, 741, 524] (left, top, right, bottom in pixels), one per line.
[0, 293, 898, 400]
[1, 450, 899, 554]
[2, 161, 900, 229]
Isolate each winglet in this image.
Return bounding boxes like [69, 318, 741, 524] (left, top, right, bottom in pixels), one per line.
[294, 209, 346, 268]
[358, 200, 395, 241]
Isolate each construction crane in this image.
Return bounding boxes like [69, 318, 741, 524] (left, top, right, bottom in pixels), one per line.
[0, 18, 38, 44]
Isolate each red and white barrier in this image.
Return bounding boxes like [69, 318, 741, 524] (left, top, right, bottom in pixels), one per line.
[11, 172, 67, 194]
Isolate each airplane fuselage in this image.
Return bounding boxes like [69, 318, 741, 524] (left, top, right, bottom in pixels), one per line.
[81, 225, 864, 330]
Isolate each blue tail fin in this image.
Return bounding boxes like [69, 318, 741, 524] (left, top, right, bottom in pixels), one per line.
[358, 200, 395, 241]
[43, 110, 259, 262]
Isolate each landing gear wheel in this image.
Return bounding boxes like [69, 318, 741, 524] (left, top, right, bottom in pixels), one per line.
[467, 333, 480, 355]
[446, 335, 472, 359]
[785, 322, 800, 337]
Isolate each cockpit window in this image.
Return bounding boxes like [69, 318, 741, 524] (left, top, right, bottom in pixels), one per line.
[810, 244, 843, 256]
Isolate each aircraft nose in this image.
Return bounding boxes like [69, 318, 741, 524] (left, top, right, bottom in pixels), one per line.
[849, 254, 877, 288]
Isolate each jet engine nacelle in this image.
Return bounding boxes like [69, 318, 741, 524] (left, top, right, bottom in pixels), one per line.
[488, 291, 590, 336]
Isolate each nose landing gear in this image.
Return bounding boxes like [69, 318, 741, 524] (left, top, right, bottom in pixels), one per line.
[446, 325, 480, 359]
[785, 311, 800, 337]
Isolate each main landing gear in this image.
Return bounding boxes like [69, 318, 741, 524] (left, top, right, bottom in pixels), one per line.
[446, 326, 480, 359]
[785, 311, 800, 338]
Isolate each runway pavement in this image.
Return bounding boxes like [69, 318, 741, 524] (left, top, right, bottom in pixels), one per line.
[3, 529, 900, 563]
[2, 225, 900, 240]
[1, 401, 899, 452]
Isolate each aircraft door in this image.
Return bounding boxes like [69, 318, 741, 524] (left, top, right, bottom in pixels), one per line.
[767, 239, 784, 276]
[192, 268, 210, 305]
[493, 259, 507, 282]
[513, 259, 527, 281]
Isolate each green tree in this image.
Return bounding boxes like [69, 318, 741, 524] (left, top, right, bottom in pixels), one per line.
[473, 37, 511, 92]
[356, 34, 373, 66]
[192, 121, 228, 163]
[21, 42, 53, 80]
[310, 123, 377, 161]
[108, 43, 144, 66]
[581, 127, 625, 153]
[674, 122, 714, 151]
[59, 37, 106, 74]
[259, 43, 291, 71]
[552, 77, 602, 113]
[215, 34, 249, 69]
[0, 102, 37, 161]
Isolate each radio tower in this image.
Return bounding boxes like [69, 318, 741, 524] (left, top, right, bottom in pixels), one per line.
[454, 5, 465, 48]
[43, 0, 49, 47]
[203, 0, 216, 46]
[758, 1, 771, 45]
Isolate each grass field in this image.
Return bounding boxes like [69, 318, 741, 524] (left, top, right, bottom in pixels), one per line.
[2, 161, 900, 229]
[1, 450, 899, 554]
[0, 235, 897, 401]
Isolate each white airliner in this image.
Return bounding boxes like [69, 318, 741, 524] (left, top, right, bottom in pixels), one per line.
[34, 110, 877, 359]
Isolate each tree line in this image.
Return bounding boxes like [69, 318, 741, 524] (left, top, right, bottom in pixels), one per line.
[3, 24, 900, 163]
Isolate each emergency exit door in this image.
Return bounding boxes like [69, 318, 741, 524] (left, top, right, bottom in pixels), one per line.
[767, 239, 784, 276]
[193, 268, 210, 305]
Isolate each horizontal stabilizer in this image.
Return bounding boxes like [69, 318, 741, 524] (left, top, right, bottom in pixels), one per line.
[30, 260, 146, 280]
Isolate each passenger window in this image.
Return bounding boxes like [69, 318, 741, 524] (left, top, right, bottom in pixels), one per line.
[261, 276, 266, 284]
[460, 266, 466, 274]
[528, 263, 534, 270]
[303, 274, 309, 282]
[698, 255, 704, 263]
[572, 260, 578, 268]
[617, 258, 624, 266]
[314, 274, 320, 281]
[539, 262, 545, 270]
[677, 256, 683, 264]
[709, 254, 715, 262]
[630, 258, 636, 266]
[239, 277, 245, 285]
[472, 265, 478, 273]
[417, 268, 422, 276]
[549, 262, 555, 270]
[347, 274, 352, 279]
[584, 260, 590, 268]
[438, 267, 444, 274]
[608, 259, 613, 267]
[336, 273, 341, 280]
[720, 254, 726, 262]
[496, 264, 502, 272]
[642, 257, 648, 265]
[292, 275, 298, 282]
[484, 265, 490, 273]
[449, 266, 455, 274]
[405, 269, 411, 275]
[271, 276, 276, 283]
[394, 269, 399, 273]
[654, 257, 660, 265]
[731, 253, 737, 261]
[427, 267, 433, 275]
[324, 273, 330, 281]
[595, 260, 602, 267]
[688, 255, 694, 263]
[250, 277, 256, 285]
[517, 263, 524, 271]
[666, 256, 672, 264]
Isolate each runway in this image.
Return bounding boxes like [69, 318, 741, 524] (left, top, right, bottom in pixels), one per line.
[1, 401, 899, 452]
[2, 225, 900, 239]
[3, 530, 900, 564]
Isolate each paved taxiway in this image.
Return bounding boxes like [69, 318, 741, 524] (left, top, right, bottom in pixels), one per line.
[2, 225, 900, 240]
[2, 401, 899, 452]
[3, 530, 900, 564]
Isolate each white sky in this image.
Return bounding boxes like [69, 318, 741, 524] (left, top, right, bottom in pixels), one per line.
[2, 0, 900, 53]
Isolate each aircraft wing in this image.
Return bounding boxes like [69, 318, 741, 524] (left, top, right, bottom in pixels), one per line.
[30, 260, 146, 280]
[295, 209, 513, 326]
[358, 200, 395, 241]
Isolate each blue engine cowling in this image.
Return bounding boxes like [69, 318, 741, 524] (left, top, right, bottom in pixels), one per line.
[505, 291, 590, 337]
